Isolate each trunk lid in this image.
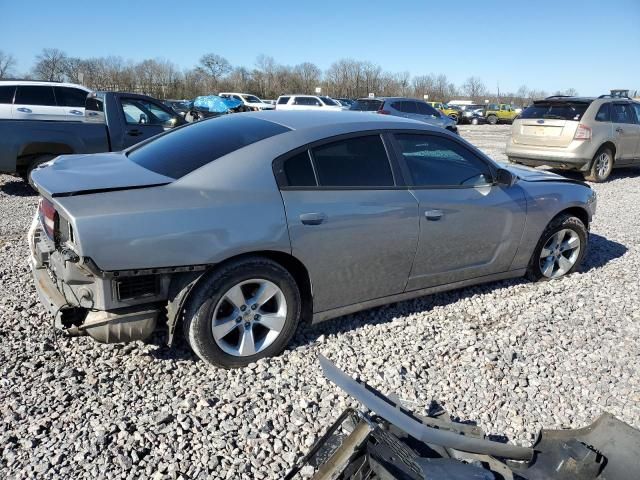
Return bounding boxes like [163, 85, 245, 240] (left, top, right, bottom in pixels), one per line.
[511, 100, 591, 147]
[30, 152, 173, 197]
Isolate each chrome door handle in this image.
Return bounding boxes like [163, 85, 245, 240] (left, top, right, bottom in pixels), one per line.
[615, 127, 623, 133]
[16, 107, 32, 113]
[425, 209, 444, 220]
[300, 213, 326, 225]
[69, 110, 83, 115]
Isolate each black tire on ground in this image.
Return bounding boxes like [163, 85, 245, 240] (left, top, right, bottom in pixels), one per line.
[182, 257, 301, 368]
[525, 214, 588, 282]
[25, 155, 55, 187]
[487, 115, 498, 125]
[584, 146, 614, 183]
[471, 117, 479, 125]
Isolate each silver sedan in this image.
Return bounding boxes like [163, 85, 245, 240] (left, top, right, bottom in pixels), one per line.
[29, 111, 596, 368]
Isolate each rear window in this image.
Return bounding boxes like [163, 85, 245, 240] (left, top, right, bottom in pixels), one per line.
[128, 116, 290, 179]
[0, 85, 16, 104]
[520, 101, 590, 121]
[349, 99, 383, 111]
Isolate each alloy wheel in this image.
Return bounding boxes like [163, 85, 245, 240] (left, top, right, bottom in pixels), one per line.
[211, 279, 287, 357]
[538, 229, 581, 279]
[595, 152, 611, 179]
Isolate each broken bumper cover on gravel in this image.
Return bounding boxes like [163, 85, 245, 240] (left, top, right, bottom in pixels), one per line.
[284, 355, 640, 480]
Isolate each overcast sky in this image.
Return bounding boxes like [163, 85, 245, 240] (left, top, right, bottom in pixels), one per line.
[2, 0, 639, 96]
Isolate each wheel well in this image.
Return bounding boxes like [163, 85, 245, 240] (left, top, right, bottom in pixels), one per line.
[599, 141, 616, 162]
[555, 207, 589, 229]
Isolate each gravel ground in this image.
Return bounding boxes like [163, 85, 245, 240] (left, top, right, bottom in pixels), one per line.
[1, 125, 639, 479]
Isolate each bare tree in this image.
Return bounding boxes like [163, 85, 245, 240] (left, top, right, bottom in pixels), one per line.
[32, 48, 67, 81]
[0, 51, 16, 79]
[197, 53, 231, 89]
[462, 76, 487, 102]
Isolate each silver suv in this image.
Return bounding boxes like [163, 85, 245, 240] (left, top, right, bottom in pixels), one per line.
[506, 95, 640, 182]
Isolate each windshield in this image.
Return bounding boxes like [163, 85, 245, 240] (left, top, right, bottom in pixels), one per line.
[320, 96, 339, 106]
[242, 95, 262, 103]
[520, 101, 590, 121]
[128, 116, 290, 179]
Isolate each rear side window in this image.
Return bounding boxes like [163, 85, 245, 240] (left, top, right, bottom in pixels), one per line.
[283, 151, 316, 187]
[294, 97, 320, 106]
[15, 86, 56, 106]
[349, 99, 383, 111]
[395, 134, 492, 187]
[54, 87, 87, 107]
[520, 102, 589, 121]
[595, 103, 610, 122]
[392, 101, 417, 114]
[611, 103, 635, 124]
[277, 96, 290, 104]
[0, 85, 16, 104]
[128, 116, 290, 179]
[311, 135, 394, 187]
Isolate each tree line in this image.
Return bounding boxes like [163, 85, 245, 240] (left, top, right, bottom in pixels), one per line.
[0, 48, 582, 105]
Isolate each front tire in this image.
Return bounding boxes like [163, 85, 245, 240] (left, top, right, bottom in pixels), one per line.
[183, 257, 301, 368]
[471, 117, 479, 125]
[487, 115, 498, 125]
[584, 147, 613, 183]
[526, 214, 588, 281]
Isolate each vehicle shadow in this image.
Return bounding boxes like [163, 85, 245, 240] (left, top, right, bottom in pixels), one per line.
[582, 233, 627, 272]
[0, 177, 36, 197]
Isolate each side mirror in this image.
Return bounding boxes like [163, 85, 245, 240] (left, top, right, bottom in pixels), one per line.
[496, 168, 517, 187]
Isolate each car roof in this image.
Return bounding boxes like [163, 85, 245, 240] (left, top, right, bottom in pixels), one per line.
[248, 110, 431, 131]
[0, 80, 91, 90]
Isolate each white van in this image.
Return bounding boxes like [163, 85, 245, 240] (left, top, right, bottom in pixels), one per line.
[0, 81, 92, 121]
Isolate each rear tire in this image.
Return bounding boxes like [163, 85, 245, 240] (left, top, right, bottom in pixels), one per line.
[526, 214, 588, 282]
[584, 147, 613, 183]
[487, 115, 498, 125]
[471, 117, 479, 125]
[25, 155, 55, 188]
[182, 257, 301, 368]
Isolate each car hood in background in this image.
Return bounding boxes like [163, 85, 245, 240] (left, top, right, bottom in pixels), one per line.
[30, 152, 173, 197]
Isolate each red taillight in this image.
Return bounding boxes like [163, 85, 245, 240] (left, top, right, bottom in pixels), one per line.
[39, 198, 57, 239]
[574, 124, 592, 140]
[377, 109, 390, 115]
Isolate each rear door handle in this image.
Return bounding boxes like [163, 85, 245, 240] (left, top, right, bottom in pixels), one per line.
[615, 127, 624, 133]
[425, 209, 444, 220]
[300, 213, 326, 225]
[16, 107, 32, 113]
[127, 129, 143, 137]
[69, 109, 83, 115]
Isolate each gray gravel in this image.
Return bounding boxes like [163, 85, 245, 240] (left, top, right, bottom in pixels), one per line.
[1, 125, 639, 479]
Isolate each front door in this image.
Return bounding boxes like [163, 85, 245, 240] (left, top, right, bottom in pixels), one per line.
[277, 134, 419, 313]
[119, 98, 176, 148]
[391, 132, 526, 291]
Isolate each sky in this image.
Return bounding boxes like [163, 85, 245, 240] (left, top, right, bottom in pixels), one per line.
[1, 0, 639, 96]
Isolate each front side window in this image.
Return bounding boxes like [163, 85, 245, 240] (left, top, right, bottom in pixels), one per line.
[15, 85, 56, 106]
[277, 96, 290, 105]
[632, 104, 640, 124]
[416, 102, 439, 116]
[311, 135, 394, 187]
[611, 103, 635, 124]
[54, 87, 87, 107]
[319, 96, 339, 106]
[243, 95, 262, 103]
[0, 85, 16, 104]
[392, 101, 417, 114]
[595, 103, 610, 122]
[120, 99, 177, 127]
[395, 134, 492, 187]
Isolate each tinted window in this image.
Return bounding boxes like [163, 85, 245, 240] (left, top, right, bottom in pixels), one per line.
[595, 103, 610, 122]
[520, 102, 589, 121]
[15, 86, 56, 106]
[284, 151, 316, 187]
[54, 87, 87, 107]
[120, 99, 177, 127]
[632, 104, 640, 124]
[0, 85, 16, 104]
[319, 96, 339, 106]
[395, 134, 492, 187]
[611, 103, 635, 124]
[350, 99, 383, 111]
[294, 97, 320, 106]
[128, 116, 290, 179]
[392, 101, 417, 114]
[311, 135, 394, 187]
[416, 102, 439, 116]
[277, 96, 290, 104]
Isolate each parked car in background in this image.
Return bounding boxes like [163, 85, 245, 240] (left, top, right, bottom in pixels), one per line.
[427, 101, 461, 122]
[219, 92, 275, 111]
[350, 97, 458, 133]
[163, 99, 191, 117]
[0, 91, 185, 180]
[275, 95, 343, 111]
[185, 95, 245, 122]
[507, 95, 640, 182]
[336, 98, 355, 108]
[484, 103, 518, 124]
[262, 99, 276, 105]
[459, 104, 488, 125]
[0, 80, 92, 121]
[28, 111, 595, 368]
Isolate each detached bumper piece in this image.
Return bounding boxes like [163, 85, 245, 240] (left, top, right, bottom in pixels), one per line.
[285, 356, 640, 480]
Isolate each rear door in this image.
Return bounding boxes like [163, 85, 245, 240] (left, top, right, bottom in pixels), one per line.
[276, 133, 419, 312]
[392, 132, 526, 291]
[0, 85, 15, 119]
[12, 85, 65, 120]
[611, 102, 640, 162]
[631, 103, 640, 162]
[54, 86, 89, 119]
[513, 101, 590, 148]
[119, 97, 179, 148]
